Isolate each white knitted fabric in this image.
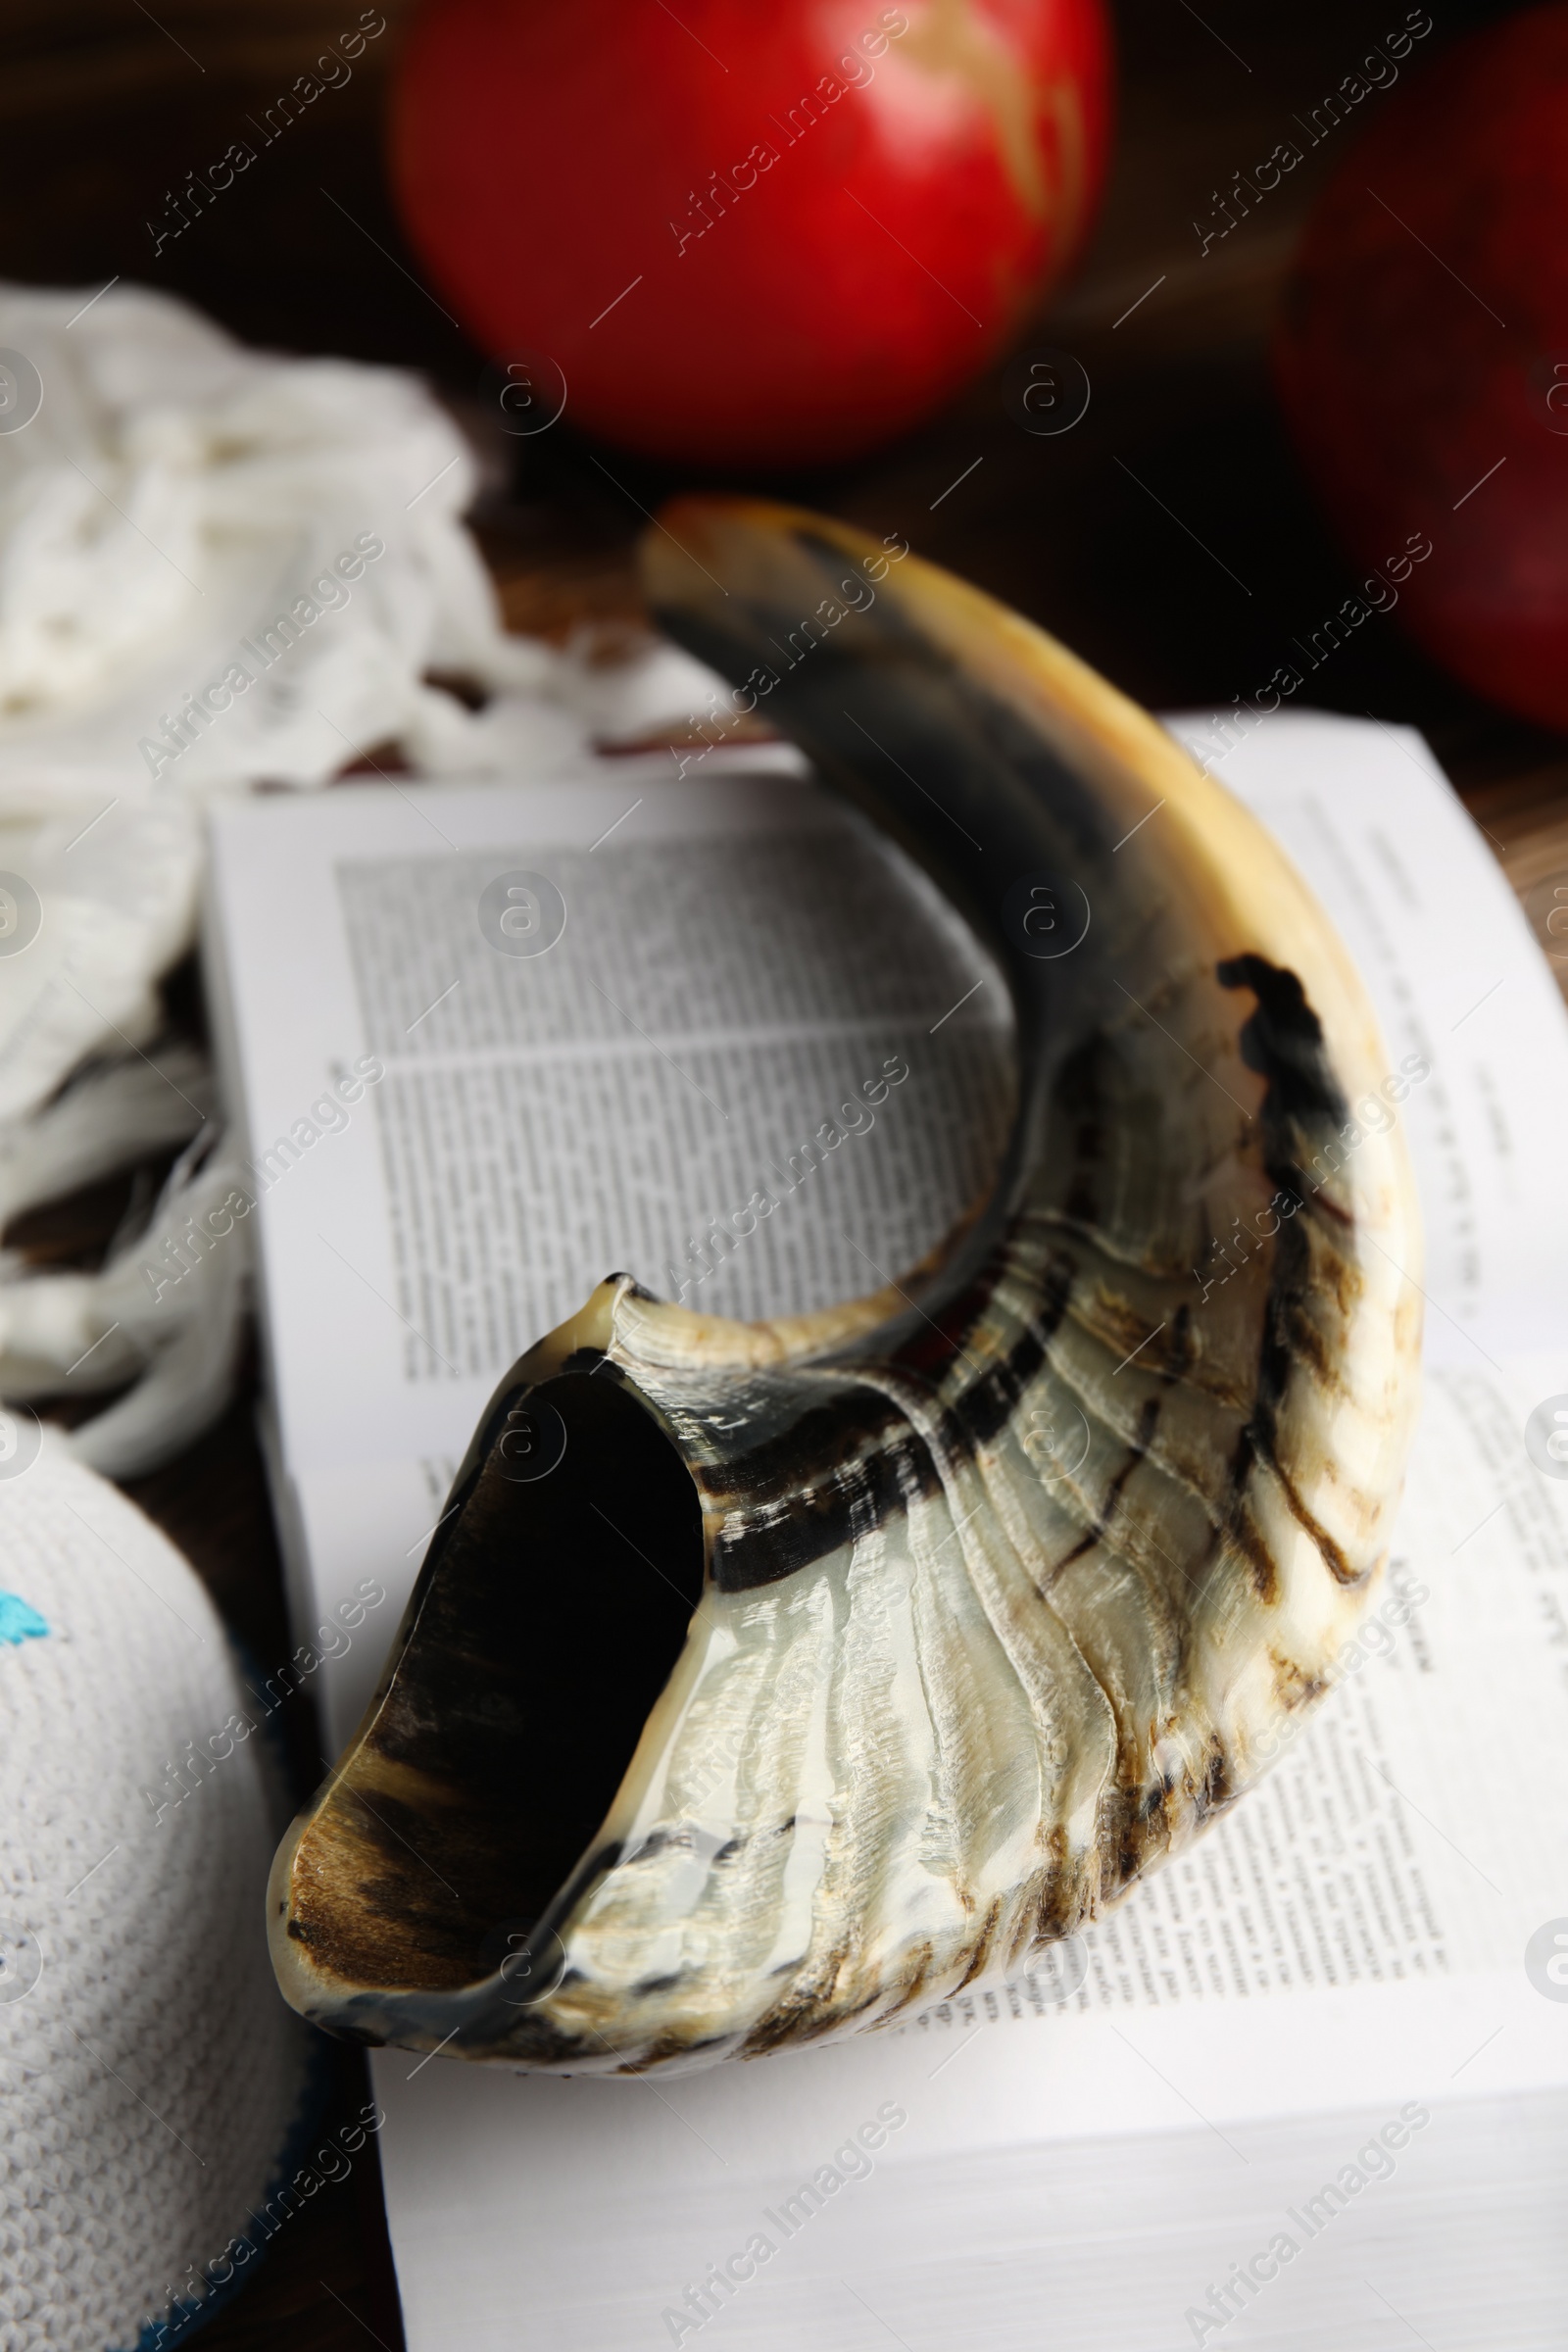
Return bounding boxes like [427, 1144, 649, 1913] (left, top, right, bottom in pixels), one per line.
[0, 1437, 311, 2348]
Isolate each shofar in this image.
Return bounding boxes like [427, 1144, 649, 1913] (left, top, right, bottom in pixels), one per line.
[269, 500, 1421, 2075]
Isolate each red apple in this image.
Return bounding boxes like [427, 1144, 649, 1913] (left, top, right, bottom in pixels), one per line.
[390, 0, 1112, 468]
[1274, 4, 1568, 732]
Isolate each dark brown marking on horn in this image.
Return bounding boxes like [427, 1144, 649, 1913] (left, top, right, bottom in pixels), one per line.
[1222, 1439, 1282, 1603]
[1276, 1288, 1346, 1396]
[1097, 1785, 1150, 1894]
[1096, 1391, 1164, 1532]
[935, 1247, 1078, 1454]
[1051, 1387, 1167, 1575]
[1195, 1737, 1236, 1820]
[1208, 955, 1361, 1607]
[1216, 955, 1346, 1132]
[1267, 1458, 1369, 1588]
[707, 1400, 939, 1592]
[707, 1255, 1080, 1591]
[952, 1894, 1008, 1990]
[1270, 1648, 1334, 1711]
[1157, 1302, 1196, 1385]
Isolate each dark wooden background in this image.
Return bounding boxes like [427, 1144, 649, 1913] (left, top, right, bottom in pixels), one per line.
[4, 1, 1564, 2345]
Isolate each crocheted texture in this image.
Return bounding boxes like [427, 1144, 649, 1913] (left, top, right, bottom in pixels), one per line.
[0, 1439, 310, 2348]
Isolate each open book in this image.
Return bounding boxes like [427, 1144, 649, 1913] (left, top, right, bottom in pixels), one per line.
[205, 708, 1568, 2352]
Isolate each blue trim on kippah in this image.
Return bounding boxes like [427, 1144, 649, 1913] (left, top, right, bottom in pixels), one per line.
[116, 2032, 337, 2352]
[112, 1623, 353, 2351]
[0, 1592, 49, 1643]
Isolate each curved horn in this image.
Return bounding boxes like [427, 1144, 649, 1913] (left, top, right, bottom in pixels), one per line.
[269, 499, 1421, 2074]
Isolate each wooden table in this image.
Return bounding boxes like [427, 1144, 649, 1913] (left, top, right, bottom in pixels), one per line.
[4, 1, 1562, 2345]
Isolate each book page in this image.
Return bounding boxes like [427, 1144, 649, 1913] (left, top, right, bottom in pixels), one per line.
[206, 760, 1012, 1740]
[203, 708, 1568, 2349]
[377, 2078, 1568, 2352]
[332, 823, 1011, 1368]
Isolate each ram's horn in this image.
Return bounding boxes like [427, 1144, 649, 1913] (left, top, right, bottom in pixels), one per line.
[269, 499, 1421, 2074]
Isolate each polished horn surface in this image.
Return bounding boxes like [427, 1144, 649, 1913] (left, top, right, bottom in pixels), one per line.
[269, 499, 1421, 2074]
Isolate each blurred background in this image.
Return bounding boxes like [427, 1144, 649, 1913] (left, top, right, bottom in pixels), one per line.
[2, 1, 1561, 2343]
[5, 0, 1554, 797]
